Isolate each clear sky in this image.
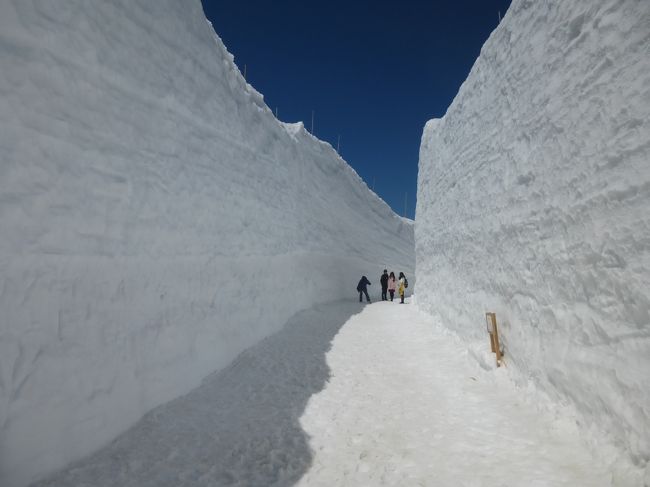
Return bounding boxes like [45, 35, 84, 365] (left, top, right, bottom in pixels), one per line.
[201, 0, 512, 219]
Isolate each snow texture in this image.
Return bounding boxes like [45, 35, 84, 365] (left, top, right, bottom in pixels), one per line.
[416, 0, 650, 480]
[34, 300, 632, 487]
[0, 1, 413, 486]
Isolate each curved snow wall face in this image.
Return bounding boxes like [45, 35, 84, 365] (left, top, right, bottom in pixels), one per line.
[0, 2, 414, 486]
[416, 0, 649, 471]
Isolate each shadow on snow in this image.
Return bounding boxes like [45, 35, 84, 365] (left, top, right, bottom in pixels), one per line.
[34, 300, 366, 487]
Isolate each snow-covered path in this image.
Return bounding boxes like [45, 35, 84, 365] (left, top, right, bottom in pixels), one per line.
[35, 301, 611, 487]
[297, 302, 611, 487]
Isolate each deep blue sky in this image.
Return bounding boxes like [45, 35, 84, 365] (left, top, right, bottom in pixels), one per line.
[201, 0, 511, 219]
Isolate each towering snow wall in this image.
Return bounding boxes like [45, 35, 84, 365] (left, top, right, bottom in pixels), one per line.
[416, 0, 649, 476]
[0, 2, 414, 486]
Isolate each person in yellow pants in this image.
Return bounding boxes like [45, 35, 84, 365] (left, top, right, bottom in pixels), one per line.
[398, 272, 407, 304]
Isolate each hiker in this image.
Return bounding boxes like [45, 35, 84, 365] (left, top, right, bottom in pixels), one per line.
[356, 275, 371, 303]
[387, 271, 397, 301]
[380, 269, 389, 301]
[398, 272, 408, 304]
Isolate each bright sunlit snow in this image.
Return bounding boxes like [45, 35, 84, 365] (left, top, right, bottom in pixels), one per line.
[32, 301, 627, 487]
[416, 0, 650, 481]
[1, 0, 648, 485]
[0, 1, 413, 485]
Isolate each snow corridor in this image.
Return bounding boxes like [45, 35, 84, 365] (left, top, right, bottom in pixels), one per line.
[35, 300, 611, 487]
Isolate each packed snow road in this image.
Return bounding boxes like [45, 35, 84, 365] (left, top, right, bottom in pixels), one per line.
[35, 301, 611, 487]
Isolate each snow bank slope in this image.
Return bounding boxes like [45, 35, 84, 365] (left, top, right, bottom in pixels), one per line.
[0, 2, 414, 486]
[416, 0, 649, 475]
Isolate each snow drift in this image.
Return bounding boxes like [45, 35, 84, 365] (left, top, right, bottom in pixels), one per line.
[416, 0, 649, 479]
[0, 1, 414, 485]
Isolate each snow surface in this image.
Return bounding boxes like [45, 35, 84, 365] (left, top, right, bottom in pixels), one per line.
[0, 1, 413, 485]
[416, 0, 650, 481]
[32, 300, 634, 487]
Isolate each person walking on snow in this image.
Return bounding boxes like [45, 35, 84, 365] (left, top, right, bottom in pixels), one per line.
[380, 269, 389, 301]
[398, 272, 407, 304]
[387, 271, 397, 301]
[357, 275, 371, 303]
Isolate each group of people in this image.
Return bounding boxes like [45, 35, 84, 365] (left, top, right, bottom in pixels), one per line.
[356, 270, 408, 304]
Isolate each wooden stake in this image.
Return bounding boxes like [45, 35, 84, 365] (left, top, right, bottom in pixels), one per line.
[493, 317, 502, 366]
[485, 312, 503, 367]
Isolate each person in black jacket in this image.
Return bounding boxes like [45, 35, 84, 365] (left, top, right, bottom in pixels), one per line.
[356, 275, 371, 303]
[380, 269, 389, 301]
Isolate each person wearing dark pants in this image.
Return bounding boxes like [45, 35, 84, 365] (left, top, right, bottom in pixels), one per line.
[380, 269, 389, 301]
[388, 271, 396, 301]
[356, 275, 371, 303]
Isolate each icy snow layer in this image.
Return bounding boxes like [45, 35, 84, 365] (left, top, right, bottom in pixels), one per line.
[416, 0, 650, 480]
[33, 301, 634, 487]
[0, 1, 413, 486]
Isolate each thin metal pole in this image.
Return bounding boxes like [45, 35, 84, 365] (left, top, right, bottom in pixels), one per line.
[311, 110, 314, 134]
[498, 10, 501, 23]
[243, 64, 247, 79]
[275, 107, 278, 118]
[337, 134, 340, 153]
[404, 192, 407, 217]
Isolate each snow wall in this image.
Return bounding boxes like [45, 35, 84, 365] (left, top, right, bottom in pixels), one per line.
[416, 0, 650, 477]
[0, 2, 414, 486]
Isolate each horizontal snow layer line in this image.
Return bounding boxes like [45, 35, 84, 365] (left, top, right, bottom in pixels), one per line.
[0, 248, 390, 262]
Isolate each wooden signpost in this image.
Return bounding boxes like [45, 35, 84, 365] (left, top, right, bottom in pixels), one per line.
[485, 312, 503, 367]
